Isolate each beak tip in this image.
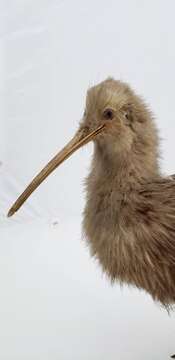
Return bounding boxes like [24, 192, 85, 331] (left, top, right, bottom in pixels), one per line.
[7, 209, 14, 217]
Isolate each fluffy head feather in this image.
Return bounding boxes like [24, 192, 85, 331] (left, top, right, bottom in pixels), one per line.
[82, 78, 160, 180]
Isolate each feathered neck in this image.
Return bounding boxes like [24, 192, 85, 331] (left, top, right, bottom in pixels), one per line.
[90, 140, 160, 192]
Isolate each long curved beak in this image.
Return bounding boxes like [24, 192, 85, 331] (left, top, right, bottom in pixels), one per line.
[7, 124, 105, 217]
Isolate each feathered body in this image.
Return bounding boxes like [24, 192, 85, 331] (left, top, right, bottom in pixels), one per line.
[7, 77, 175, 309]
[82, 78, 175, 308]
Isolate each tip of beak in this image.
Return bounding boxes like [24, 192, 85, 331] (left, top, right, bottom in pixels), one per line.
[7, 208, 15, 217]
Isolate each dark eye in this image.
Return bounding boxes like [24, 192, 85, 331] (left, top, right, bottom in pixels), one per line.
[103, 108, 114, 120]
[124, 111, 129, 120]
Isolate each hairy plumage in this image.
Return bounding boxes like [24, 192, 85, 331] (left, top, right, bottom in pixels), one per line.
[7, 77, 175, 312]
[82, 78, 175, 308]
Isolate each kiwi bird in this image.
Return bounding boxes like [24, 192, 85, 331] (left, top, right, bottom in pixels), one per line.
[7, 78, 175, 310]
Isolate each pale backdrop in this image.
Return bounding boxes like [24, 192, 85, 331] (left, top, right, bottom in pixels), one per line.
[1, 1, 175, 359]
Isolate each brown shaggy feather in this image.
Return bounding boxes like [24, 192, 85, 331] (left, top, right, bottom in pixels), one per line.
[82, 78, 175, 308]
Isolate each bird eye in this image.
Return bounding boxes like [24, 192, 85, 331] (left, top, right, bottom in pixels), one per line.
[103, 108, 114, 120]
[124, 111, 129, 120]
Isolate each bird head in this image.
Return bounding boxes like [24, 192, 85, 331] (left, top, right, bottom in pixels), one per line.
[81, 78, 158, 162]
[7, 78, 159, 217]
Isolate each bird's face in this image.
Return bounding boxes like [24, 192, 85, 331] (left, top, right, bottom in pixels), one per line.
[8, 78, 157, 217]
[81, 78, 136, 154]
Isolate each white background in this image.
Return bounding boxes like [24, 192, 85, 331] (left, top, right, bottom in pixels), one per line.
[1, 0, 175, 359]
